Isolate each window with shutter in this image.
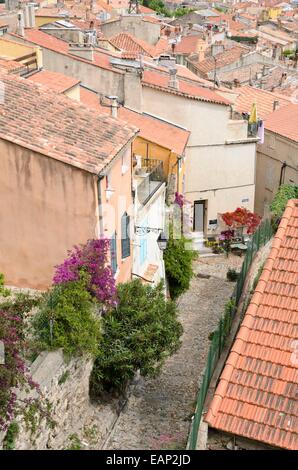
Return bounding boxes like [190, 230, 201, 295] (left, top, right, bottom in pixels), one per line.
[110, 232, 117, 275]
[121, 213, 130, 259]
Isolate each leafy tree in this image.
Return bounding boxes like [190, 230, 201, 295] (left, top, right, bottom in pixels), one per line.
[164, 226, 197, 299]
[90, 280, 182, 394]
[270, 184, 298, 222]
[147, 0, 171, 16]
[32, 273, 101, 357]
[174, 7, 195, 18]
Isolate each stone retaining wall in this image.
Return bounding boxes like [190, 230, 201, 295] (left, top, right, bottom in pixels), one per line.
[0, 350, 119, 450]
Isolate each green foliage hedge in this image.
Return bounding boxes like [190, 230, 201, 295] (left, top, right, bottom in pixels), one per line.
[164, 228, 197, 299]
[32, 273, 101, 357]
[270, 184, 298, 224]
[90, 280, 183, 394]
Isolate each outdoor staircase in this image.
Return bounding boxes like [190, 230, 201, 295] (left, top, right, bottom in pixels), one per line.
[189, 231, 211, 254]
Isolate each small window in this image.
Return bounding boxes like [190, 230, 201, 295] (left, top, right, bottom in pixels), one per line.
[110, 232, 117, 275]
[106, 171, 114, 200]
[121, 213, 130, 259]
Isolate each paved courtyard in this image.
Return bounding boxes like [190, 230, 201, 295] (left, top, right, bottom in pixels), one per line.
[105, 254, 243, 450]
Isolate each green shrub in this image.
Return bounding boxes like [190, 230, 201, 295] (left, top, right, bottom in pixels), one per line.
[32, 273, 101, 357]
[223, 299, 236, 338]
[67, 433, 82, 450]
[0, 273, 11, 298]
[90, 280, 182, 395]
[3, 421, 19, 450]
[226, 268, 239, 282]
[270, 184, 298, 226]
[164, 227, 197, 299]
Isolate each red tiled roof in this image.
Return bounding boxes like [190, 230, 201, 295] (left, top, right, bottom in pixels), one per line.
[234, 86, 292, 119]
[139, 5, 156, 14]
[189, 45, 249, 76]
[109, 32, 168, 58]
[11, 30, 122, 74]
[27, 70, 80, 93]
[0, 58, 26, 74]
[142, 69, 231, 106]
[264, 104, 298, 142]
[80, 87, 190, 155]
[172, 34, 205, 55]
[205, 199, 298, 450]
[0, 72, 137, 174]
[109, 32, 155, 57]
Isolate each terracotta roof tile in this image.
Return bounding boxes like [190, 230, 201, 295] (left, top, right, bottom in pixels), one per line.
[189, 45, 249, 77]
[109, 32, 156, 57]
[0, 72, 138, 175]
[10, 30, 122, 74]
[109, 32, 168, 58]
[80, 87, 190, 155]
[27, 69, 80, 93]
[0, 58, 26, 74]
[234, 86, 292, 119]
[205, 200, 298, 450]
[172, 34, 205, 55]
[142, 69, 231, 106]
[264, 103, 298, 142]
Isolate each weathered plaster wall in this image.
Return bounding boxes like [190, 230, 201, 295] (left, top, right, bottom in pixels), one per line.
[0, 139, 98, 289]
[100, 16, 161, 45]
[255, 131, 298, 217]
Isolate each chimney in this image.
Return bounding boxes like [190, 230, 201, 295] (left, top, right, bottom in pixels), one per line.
[69, 44, 94, 61]
[28, 3, 36, 28]
[23, 6, 30, 28]
[168, 67, 179, 90]
[124, 69, 143, 112]
[109, 96, 118, 118]
[273, 100, 280, 111]
[158, 54, 176, 69]
[17, 10, 25, 37]
[196, 39, 206, 62]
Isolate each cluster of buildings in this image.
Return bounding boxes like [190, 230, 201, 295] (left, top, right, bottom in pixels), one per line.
[0, 0, 297, 452]
[0, 0, 297, 289]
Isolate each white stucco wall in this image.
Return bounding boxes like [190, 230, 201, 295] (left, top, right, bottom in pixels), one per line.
[142, 86, 257, 234]
[133, 182, 166, 284]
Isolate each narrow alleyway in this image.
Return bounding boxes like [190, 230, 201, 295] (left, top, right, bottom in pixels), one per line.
[104, 255, 243, 450]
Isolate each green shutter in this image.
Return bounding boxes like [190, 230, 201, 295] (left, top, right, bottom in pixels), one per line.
[121, 213, 130, 259]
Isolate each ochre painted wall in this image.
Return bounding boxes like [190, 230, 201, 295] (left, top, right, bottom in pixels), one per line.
[35, 16, 61, 28]
[0, 139, 99, 289]
[132, 136, 185, 194]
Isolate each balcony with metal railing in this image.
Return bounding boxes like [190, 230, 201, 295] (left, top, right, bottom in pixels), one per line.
[133, 157, 166, 207]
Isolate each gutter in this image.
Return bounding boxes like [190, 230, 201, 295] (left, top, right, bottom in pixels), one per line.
[97, 175, 105, 237]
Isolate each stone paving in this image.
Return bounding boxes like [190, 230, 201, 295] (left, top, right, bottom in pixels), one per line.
[105, 254, 243, 450]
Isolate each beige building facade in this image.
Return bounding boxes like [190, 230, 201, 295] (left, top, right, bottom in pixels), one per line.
[255, 131, 298, 217]
[141, 85, 257, 236]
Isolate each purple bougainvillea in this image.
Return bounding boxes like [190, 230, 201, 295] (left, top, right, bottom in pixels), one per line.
[0, 311, 39, 430]
[174, 192, 184, 208]
[219, 229, 235, 241]
[53, 238, 118, 306]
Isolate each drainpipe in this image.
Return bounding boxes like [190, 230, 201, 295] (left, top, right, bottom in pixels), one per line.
[97, 175, 104, 237]
[279, 161, 287, 187]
